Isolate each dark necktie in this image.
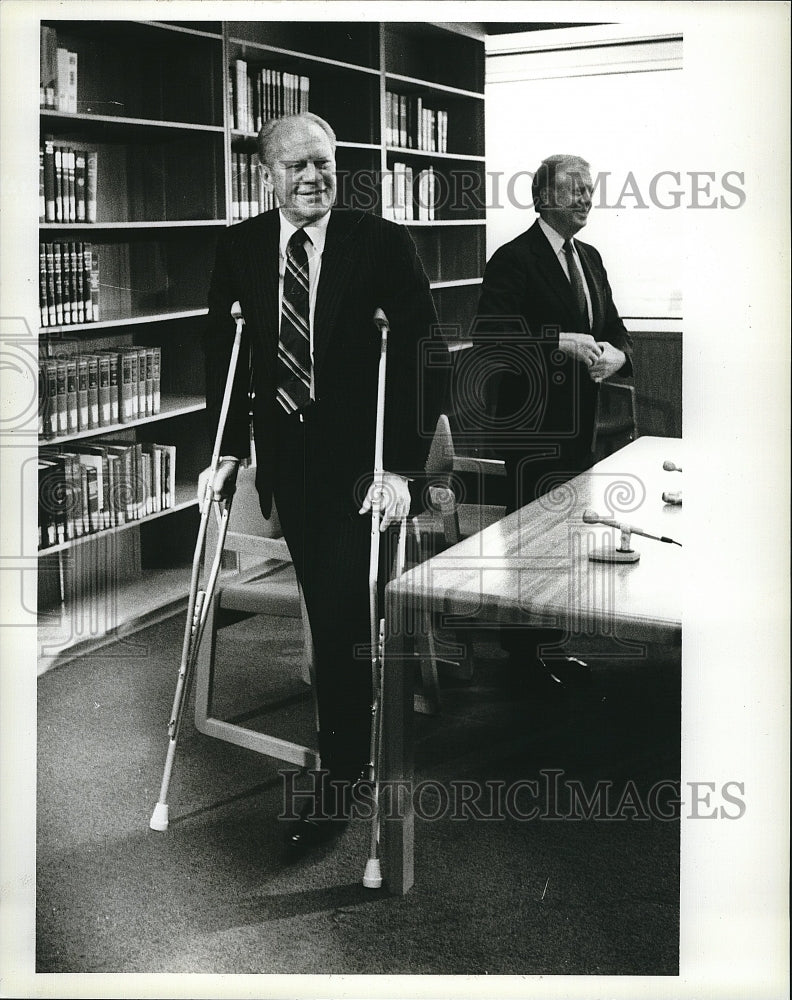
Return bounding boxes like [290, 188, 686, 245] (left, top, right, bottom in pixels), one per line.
[563, 239, 590, 334]
[277, 228, 312, 414]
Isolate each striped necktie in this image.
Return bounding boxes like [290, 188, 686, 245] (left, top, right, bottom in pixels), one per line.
[563, 239, 590, 334]
[277, 228, 312, 414]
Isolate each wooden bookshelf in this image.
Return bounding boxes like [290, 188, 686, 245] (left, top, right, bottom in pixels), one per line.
[37, 19, 486, 667]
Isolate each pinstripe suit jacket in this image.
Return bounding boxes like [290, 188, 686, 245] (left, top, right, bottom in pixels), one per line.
[204, 208, 438, 517]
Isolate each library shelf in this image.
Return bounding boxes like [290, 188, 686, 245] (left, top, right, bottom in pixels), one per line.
[41, 395, 206, 447]
[39, 309, 208, 337]
[39, 481, 200, 557]
[37, 18, 486, 668]
[37, 563, 202, 673]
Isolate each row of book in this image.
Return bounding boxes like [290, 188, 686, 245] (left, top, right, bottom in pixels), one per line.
[40, 142, 99, 224]
[230, 151, 277, 220]
[386, 92, 449, 153]
[230, 60, 310, 134]
[39, 348, 162, 440]
[382, 164, 438, 222]
[39, 440, 177, 549]
[39, 242, 100, 327]
[40, 27, 78, 113]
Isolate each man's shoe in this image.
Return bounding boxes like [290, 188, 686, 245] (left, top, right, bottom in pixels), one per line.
[284, 772, 361, 855]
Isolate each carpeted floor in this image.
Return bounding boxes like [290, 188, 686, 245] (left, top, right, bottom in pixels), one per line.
[37, 612, 680, 975]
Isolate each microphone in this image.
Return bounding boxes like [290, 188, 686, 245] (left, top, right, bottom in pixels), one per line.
[662, 461, 682, 472]
[231, 300, 244, 323]
[582, 509, 682, 548]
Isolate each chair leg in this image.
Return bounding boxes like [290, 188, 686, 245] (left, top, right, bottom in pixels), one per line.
[407, 523, 441, 715]
[194, 590, 221, 734]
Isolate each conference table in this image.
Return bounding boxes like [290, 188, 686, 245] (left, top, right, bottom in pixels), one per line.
[379, 436, 683, 895]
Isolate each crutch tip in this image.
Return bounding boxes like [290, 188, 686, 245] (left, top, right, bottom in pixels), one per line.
[363, 858, 383, 889]
[149, 802, 170, 832]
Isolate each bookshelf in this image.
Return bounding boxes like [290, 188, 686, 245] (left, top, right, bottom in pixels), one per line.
[37, 19, 486, 668]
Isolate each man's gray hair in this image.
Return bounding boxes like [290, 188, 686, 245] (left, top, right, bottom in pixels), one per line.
[258, 113, 337, 165]
[532, 154, 590, 211]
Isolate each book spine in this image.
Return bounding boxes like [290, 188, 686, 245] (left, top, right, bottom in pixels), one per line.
[74, 242, 85, 323]
[56, 48, 70, 113]
[235, 59, 247, 134]
[74, 150, 86, 223]
[239, 154, 249, 219]
[55, 360, 68, 436]
[38, 364, 45, 436]
[106, 353, 120, 423]
[76, 356, 89, 430]
[86, 151, 98, 224]
[68, 241, 79, 324]
[39, 148, 45, 222]
[53, 244, 64, 326]
[39, 243, 48, 327]
[136, 347, 147, 418]
[45, 244, 57, 326]
[98, 354, 111, 427]
[120, 351, 134, 422]
[231, 152, 240, 220]
[66, 358, 78, 434]
[43, 140, 56, 222]
[87, 355, 99, 429]
[66, 147, 76, 222]
[144, 347, 155, 417]
[44, 359, 58, 438]
[54, 145, 63, 222]
[89, 249, 99, 322]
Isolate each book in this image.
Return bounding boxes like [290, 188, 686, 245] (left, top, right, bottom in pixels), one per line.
[87, 354, 99, 429]
[231, 152, 240, 220]
[38, 457, 68, 546]
[89, 249, 100, 321]
[56, 48, 78, 114]
[40, 26, 58, 109]
[97, 354, 111, 427]
[66, 357, 78, 434]
[120, 350, 135, 422]
[86, 151, 98, 223]
[66, 147, 76, 222]
[55, 360, 68, 436]
[45, 244, 57, 326]
[76, 356, 89, 430]
[39, 244, 48, 327]
[68, 242, 80, 323]
[42, 359, 58, 439]
[137, 347, 148, 418]
[52, 244, 64, 325]
[43, 141, 56, 221]
[239, 154, 249, 219]
[74, 150, 86, 222]
[54, 144, 63, 221]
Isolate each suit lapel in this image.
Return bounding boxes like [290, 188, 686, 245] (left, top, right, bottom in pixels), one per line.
[313, 210, 362, 377]
[242, 210, 280, 357]
[576, 243, 604, 335]
[526, 222, 579, 329]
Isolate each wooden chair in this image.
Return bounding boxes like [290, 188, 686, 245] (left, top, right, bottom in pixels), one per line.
[193, 463, 441, 764]
[193, 464, 320, 768]
[592, 376, 637, 463]
[411, 415, 507, 682]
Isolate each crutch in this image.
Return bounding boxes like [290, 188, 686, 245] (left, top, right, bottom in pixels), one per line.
[149, 301, 245, 832]
[362, 306, 395, 890]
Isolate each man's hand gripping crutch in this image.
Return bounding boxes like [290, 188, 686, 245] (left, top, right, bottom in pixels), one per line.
[359, 307, 409, 890]
[149, 302, 245, 832]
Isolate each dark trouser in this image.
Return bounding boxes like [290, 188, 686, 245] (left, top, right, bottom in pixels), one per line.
[271, 407, 381, 782]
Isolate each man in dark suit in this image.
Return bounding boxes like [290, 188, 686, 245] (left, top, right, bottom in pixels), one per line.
[204, 113, 438, 849]
[472, 153, 633, 682]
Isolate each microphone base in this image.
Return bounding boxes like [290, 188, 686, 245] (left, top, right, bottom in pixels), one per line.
[589, 546, 640, 564]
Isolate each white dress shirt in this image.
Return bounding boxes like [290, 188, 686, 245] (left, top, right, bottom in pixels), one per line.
[538, 216, 594, 330]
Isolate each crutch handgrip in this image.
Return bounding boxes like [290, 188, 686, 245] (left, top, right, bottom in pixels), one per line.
[373, 307, 389, 333]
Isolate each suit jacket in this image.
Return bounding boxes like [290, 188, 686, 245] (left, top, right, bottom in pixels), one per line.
[473, 219, 633, 474]
[204, 208, 438, 516]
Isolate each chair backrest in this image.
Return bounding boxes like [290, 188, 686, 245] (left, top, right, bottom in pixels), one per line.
[206, 464, 290, 570]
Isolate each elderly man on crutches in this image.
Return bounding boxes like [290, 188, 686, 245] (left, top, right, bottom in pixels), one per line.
[201, 113, 438, 857]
